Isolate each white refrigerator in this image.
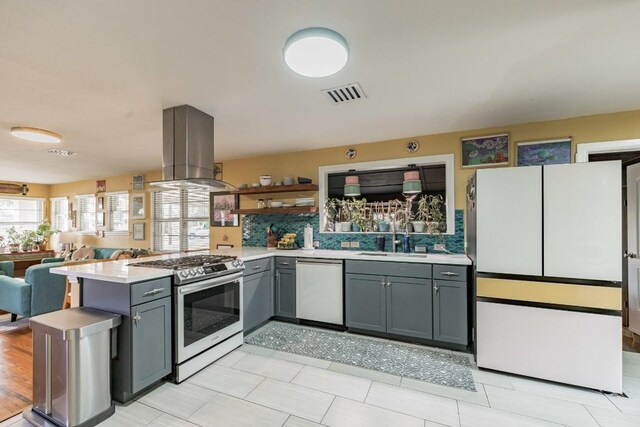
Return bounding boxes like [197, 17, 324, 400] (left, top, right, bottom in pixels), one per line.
[468, 161, 623, 393]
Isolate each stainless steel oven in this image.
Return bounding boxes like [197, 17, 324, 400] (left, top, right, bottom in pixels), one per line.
[175, 271, 243, 364]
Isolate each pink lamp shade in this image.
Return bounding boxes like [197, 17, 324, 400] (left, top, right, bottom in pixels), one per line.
[345, 175, 359, 184]
[404, 171, 420, 181]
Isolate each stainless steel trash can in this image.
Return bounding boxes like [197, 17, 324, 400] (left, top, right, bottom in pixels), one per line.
[23, 307, 121, 427]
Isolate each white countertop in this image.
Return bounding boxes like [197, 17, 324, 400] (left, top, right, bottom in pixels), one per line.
[51, 247, 471, 284]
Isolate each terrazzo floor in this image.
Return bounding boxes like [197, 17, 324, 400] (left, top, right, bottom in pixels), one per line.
[245, 321, 475, 391]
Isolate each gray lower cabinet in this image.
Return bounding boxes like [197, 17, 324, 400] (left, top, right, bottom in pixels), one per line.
[386, 276, 432, 339]
[81, 277, 173, 403]
[275, 268, 296, 318]
[130, 297, 172, 393]
[345, 274, 386, 332]
[243, 270, 273, 332]
[433, 279, 468, 345]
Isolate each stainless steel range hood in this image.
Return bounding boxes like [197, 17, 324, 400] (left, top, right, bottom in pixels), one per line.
[150, 105, 235, 192]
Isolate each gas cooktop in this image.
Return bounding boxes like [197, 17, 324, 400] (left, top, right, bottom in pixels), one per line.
[131, 254, 245, 284]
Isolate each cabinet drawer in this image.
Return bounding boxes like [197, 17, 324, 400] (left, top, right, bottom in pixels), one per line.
[244, 258, 272, 276]
[345, 260, 431, 279]
[433, 265, 467, 281]
[130, 278, 172, 306]
[275, 257, 296, 270]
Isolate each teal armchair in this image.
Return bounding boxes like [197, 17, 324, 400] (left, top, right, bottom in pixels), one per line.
[0, 261, 13, 277]
[0, 262, 66, 321]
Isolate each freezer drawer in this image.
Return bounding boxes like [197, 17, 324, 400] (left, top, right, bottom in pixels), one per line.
[296, 258, 343, 325]
[476, 301, 622, 393]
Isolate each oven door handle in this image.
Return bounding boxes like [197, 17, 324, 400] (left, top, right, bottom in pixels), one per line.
[179, 272, 243, 295]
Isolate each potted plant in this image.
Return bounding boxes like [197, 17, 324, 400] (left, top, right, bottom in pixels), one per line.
[20, 230, 37, 252]
[337, 199, 352, 232]
[35, 223, 59, 251]
[426, 194, 446, 234]
[349, 198, 368, 232]
[323, 198, 339, 232]
[6, 227, 21, 252]
[412, 196, 429, 233]
[0, 235, 5, 253]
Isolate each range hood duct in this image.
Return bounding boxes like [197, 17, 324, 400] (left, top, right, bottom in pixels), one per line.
[150, 105, 235, 192]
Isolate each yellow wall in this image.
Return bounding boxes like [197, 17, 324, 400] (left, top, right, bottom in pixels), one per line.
[214, 109, 640, 248]
[48, 170, 161, 249]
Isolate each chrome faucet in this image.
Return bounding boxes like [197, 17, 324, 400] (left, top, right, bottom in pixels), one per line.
[390, 213, 401, 253]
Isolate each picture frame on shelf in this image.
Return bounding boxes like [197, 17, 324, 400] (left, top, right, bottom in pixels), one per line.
[133, 223, 145, 241]
[516, 137, 572, 166]
[461, 133, 509, 168]
[97, 196, 105, 210]
[210, 194, 239, 227]
[132, 175, 144, 191]
[130, 193, 145, 219]
[96, 180, 106, 193]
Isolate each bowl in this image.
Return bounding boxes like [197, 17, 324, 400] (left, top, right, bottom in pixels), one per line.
[260, 175, 272, 186]
[283, 176, 295, 185]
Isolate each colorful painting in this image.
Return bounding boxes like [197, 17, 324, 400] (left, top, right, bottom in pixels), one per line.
[130, 193, 145, 219]
[210, 194, 239, 227]
[461, 134, 509, 168]
[96, 180, 106, 192]
[517, 138, 572, 166]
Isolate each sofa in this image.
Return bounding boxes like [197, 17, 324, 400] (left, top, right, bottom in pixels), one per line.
[0, 260, 13, 277]
[0, 261, 67, 321]
[42, 247, 124, 264]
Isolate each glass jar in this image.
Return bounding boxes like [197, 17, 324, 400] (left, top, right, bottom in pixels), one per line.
[266, 198, 273, 208]
[257, 199, 265, 209]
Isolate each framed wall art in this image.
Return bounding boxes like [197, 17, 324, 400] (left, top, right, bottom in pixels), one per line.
[132, 175, 144, 191]
[516, 138, 572, 166]
[210, 194, 239, 227]
[96, 180, 106, 193]
[133, 223, 145, 240]
[461, 134, 509, 168]
[97, 196, 105, 210]
[130, 193, 145, 219]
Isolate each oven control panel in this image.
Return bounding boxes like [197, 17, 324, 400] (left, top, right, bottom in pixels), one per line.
[175, 259, 245, 282]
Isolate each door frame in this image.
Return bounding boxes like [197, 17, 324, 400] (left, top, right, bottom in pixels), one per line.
[576, 139, 640, 163]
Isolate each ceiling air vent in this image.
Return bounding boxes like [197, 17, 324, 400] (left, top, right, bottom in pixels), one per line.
[45, 148, 76, 157]
[322, 83, 366, 104]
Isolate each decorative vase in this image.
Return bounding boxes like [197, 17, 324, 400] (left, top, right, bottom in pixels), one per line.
[378, 222, 390, 232]
[412, 221, 426, 233]
[351, 223, 361, 232]
[340, 221, 352, 232]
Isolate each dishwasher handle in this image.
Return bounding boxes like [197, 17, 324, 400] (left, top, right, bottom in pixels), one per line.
[296, 258, 343, 265]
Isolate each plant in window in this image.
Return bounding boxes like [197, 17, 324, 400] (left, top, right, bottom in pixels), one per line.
[412, 196, 429, 233]
[6, 227, 21, 253]
[323, 198, 340, 232]
[35, 223, 59, 251]
[20, 230, 38, 252]
[337, 199, 352, 232]
[349, 198, 369, 232]
[0, 235, 5, 252]
[426, 194, 446, 234]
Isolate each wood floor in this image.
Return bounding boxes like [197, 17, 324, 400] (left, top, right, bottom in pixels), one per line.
[0, 326, 32, 422]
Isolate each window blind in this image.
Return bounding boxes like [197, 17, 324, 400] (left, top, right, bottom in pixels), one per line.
[76, 195, 96, 232]
[51, 197, 69, 232]
[152, 189, 209, 252]
[107, 192, 129, 232]
[0, 196, 44, 235]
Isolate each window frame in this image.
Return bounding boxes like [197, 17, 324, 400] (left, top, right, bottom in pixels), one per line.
[50, 197, 69, 232]
[151, 189, 210, 252]
[105, 191, 129, 235]
[75, 194, 97, 234]
[0, 195, 45, 235]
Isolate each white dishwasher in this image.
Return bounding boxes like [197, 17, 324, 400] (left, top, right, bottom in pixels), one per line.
[296, 258, 343, 325]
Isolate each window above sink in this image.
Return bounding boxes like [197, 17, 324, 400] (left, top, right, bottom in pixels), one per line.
[318, 154, 455, 235]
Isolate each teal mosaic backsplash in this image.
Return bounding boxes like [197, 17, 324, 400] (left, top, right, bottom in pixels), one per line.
[242, 209, 465, 254]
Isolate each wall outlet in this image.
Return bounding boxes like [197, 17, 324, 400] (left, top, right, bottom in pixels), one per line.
[350, 241, 360, 248]
[414, 245, 427, 253]
[434, 243, 446, 251]
[313, 240, 320, 248]
[341, 241, 350, 248]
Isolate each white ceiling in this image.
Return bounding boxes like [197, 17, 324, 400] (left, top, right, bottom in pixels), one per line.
[1, 0, 639, 184]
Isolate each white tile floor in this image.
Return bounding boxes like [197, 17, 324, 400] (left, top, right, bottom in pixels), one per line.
[3, 340, 640, 427]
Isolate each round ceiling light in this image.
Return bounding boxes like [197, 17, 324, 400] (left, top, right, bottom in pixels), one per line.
[10, 127, 61, 143]
[284, 27, 349, 77]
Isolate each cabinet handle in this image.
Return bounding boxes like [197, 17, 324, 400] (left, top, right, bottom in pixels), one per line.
[253, 265, 262, 269]
[133, 310, 141, 326]
[434, 283, 440, 293]
[441, 271, 459, 277]
[381, 280, 386, 287]
[276, 271, 280, 281]
[143, 288, 164, 296]
[280, 262, 290, 265]
[386, 281, 391, 288]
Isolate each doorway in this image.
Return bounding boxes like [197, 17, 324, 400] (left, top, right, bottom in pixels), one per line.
[590, 150, 640, 353]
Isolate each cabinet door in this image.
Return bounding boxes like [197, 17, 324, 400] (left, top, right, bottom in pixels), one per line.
[433, 280, 468, 345]
[476, 166, 543, 275]
[244, 271, 273, 332]
[544, 162, 622, 281]
[275, 268, 296, 318]
[131, 297, 172, 394]
[345, 274, 386, 332]
[386, 276, 432, 339]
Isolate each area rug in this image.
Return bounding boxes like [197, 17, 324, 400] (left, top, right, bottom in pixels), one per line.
[0, 314, 30, 334]
[245, 322, 476, 391]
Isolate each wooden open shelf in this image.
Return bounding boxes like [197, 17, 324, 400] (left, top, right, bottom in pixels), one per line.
[229, 183, 318, 195]
[230, 206, 318, 215]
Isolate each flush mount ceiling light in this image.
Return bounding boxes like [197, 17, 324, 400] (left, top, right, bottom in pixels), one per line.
[284, 27, 349, 77]
[11, 127, 61, 143]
